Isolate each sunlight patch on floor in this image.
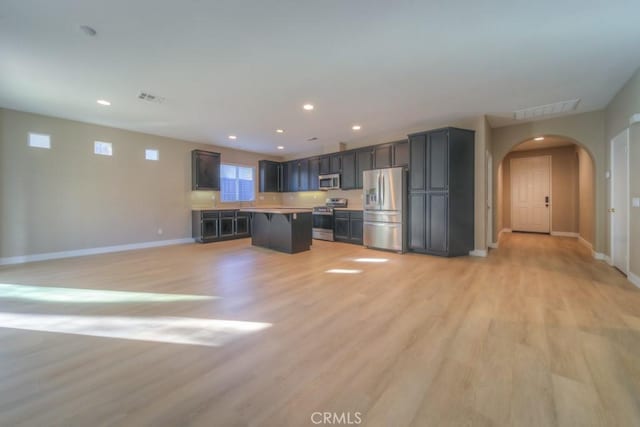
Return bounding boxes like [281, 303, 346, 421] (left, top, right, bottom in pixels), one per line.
[0, 284, 216, 303]
[353, 258, 389, 263]
[0, 312, 271, 347]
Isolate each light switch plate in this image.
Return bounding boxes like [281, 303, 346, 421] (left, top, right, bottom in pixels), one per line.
[633, 197, 640, 208]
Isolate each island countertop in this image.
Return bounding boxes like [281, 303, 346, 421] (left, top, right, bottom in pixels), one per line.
[238, 208, 313, 214]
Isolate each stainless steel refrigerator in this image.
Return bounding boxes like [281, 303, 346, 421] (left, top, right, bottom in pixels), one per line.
[363, 167, 406, 252]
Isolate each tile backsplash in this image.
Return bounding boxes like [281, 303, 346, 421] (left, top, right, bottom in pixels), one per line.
[280, 189, 363, 209]
[191, 189, 363, 210]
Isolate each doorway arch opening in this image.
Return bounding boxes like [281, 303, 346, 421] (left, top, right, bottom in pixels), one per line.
[494, 135, 596, 250]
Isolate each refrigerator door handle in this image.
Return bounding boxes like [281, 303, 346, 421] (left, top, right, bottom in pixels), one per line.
[382, 174, 385, 206]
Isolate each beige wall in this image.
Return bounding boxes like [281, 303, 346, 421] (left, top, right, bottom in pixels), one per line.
[501, 146, 579, 233]
[0, 108, 281, 258]
[490, 111, 606, 252]
[605, 68, 640, 278]
[576, 146, 596, 246]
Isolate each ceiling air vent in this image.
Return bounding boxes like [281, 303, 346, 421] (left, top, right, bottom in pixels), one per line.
[513, 98, 580, 120]
[138, 92, 165, 104]
[307, 137, 318, 142]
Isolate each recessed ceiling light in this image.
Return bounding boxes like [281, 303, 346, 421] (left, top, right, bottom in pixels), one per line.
[228, 135, 237, 140]
[534, 137, 545, 141]
[96, 99, 111, 106]
[277, 146, 284, 150]
[303, 104, 314, 111]
[352, 125, 361, 131]
[276, 129, 284, 133]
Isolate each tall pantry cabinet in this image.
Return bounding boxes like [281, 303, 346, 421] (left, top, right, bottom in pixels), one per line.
[408, 127, 474, 257]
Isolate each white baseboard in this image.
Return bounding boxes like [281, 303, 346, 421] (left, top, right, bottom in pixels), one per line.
[500, 228, 512, 234]
[0, 238, 195, 266]
[629, 272, 640, 289]
[550, 231, 579, 238]
[469, 249, 488, 257]
[488, 242, 499, 249]
[594, 252, 612, 265]
[578, 236, 593, 250]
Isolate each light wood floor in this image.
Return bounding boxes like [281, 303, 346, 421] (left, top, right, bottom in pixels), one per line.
[1, 233, 640, 426]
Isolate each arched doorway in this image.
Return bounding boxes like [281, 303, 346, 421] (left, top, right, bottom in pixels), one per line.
[493, 135, 596, 251]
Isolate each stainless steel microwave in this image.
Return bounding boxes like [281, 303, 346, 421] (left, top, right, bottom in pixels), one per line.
[319, 173, 340, 190]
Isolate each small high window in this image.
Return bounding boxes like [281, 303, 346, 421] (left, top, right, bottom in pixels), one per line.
[94, 141, 113, 156]
[29, 133, 51, 149]
[145, 149, 159, 161]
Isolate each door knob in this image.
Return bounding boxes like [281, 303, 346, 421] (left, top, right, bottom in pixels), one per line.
[611, 208, 616, 213]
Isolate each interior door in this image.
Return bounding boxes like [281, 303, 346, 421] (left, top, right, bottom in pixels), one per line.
[611, 129, 629, 274]
[510, 156, 551, 233]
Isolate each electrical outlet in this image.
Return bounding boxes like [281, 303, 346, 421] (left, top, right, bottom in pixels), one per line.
[633, 197, 640, 208]
[211, 194, 216, 200]
[157, 228, 163, 235]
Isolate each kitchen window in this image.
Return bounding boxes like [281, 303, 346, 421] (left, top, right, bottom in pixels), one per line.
[220, 164, 255, 202]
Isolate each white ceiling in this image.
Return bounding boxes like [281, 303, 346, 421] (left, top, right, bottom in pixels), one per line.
[1, 1, 639, 156]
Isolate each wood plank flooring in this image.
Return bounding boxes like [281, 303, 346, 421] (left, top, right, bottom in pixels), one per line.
[1, 233, 639, 426]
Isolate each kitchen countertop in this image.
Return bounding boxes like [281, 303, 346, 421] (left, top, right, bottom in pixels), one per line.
[238, 208, 313, 214]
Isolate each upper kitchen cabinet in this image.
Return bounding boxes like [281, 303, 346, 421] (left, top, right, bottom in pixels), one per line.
[340, 151, 357, 190]
[392, 140, 409, 167]
[319, 156, 331, 175]
[298, 158, 310, 191]
[330, 154, 342, 174]
[286, 160, 300, 192]
[374, 144, 393, 169]
[408, 127, 474, 257]
[192, 150, 220, 191]
[356, 148, 373, 188]
[309, 157, 320, 190]
[258, 160, 281, 193]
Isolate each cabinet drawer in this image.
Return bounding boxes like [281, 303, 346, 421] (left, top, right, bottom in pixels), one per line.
[202, 211, 219, 219]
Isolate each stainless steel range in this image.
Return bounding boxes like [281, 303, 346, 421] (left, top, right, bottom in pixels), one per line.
[312, 198, 348, 241]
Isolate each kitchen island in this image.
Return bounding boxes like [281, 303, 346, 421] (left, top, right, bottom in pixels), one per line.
[239, 208, 312, 254]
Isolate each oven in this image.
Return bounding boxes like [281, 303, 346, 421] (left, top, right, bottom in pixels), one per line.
[312, 207, 334, 241]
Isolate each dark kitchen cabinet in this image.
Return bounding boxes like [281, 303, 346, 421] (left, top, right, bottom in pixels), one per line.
[192, 150, 220, 190]
[220, 211, 235, 239]
[330, 154, 341, 174]
[393, 140, 409, 167]
[356, 148, 373, 189]
[319, 156, 331, 175]
[192, 211, 220, 243]
[298, 159, 310, 191]
[408, 127, 474, 257]
[259, 160, 281, 193]
[286, 161, 299, 192]
[340, 151, 357, 190]
[334, 210, 363, 245]
[374, 144, 393, 169]
[309, 157, 320, 190]
[334, 215, 350, 240]
[235, 212, 251, 237]
[192, 210, 252, 243]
